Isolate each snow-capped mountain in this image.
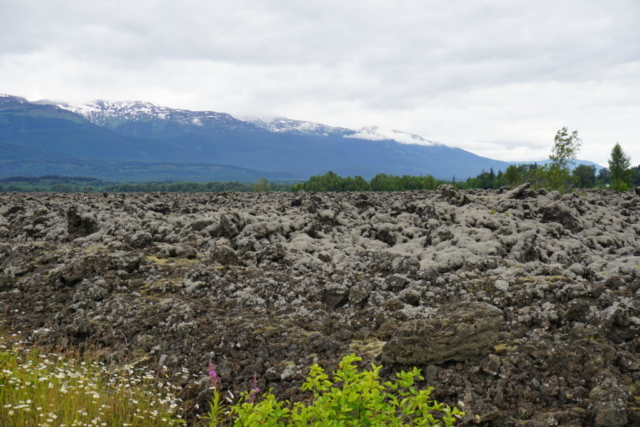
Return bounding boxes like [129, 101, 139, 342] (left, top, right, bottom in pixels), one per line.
[345, 126, 440, 146]
[246, 116, 353, 137]
[247, 117, 441, 147]
[49, 99, 441, 147]
[0, 94, 29, 106]
[55, 100, 245, 130]
[1, 94, 516, 181]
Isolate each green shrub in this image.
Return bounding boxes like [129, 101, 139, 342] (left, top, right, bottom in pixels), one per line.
[610, 180, 629, 192]
[206, 353, 464, 426]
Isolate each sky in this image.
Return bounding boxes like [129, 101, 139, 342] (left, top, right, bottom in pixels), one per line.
[1, 0, 639, 167]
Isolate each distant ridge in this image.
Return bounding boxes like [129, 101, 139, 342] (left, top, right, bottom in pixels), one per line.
[0, 93, 565, 182]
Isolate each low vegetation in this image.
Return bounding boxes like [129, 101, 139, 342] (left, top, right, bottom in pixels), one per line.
[0, 336, 185, 426]
[290, 171, 439, 192]
[1, 337, 463, 426]
[206, 353, 464, 426]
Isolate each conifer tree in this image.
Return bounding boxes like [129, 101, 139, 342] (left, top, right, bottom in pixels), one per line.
[608, 143, 632, 191]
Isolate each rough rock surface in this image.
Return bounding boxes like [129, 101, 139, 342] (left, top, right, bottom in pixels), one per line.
[382, 301, 504, 365]
[1, 188, 640, 426]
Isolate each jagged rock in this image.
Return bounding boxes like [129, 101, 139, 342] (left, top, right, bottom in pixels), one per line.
[66, 205, 99, 238]
[214, 212, 245, 238]
[74, 278, 109, 301]
[385, 274, 408, 291]
[149, 202, 171, 215]
[257, 243, 286, 263]
[1, 189, 640, 426]
[324, 286, 349, 308]
[539, 201, 583, 232]
[348, 282, 371, 305]
[505, 182, 532, 199]
[130, 231, 153, 248]
[211, 245, 240, 266]
[438, 184, 470, 207]
[381, 301, 504, 365]
[589, 372, 630, 427]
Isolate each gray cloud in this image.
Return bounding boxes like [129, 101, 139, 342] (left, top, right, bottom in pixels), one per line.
[1, 0, 639, 166]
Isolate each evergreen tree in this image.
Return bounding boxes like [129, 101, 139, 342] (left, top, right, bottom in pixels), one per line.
[572, 164, 596, 188]
[632, 165, 640, 187]
[504, 165, 522, 187]
[597, 168, 611, 186]
[608, 143, 632, 191]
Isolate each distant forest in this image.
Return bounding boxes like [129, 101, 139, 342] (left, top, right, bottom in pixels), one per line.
[2, 163, 640, 194]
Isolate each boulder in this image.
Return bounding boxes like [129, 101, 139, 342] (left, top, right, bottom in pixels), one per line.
[381, 301, 504, 365]
[589, 372, 630, 427]
[438, 184, 470, 207]
[505, 182, 533, 199]
[211, 245, 240, 266]
[66, 205, 99, 238]
[130, 231, 153, 248]
[538, 202, 583, 232]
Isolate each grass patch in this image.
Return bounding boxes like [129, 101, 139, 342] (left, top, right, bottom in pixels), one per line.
[0, 336, 185, 426]
[493, 343, 517, 354]
[348, 339, 386, 357]
[145, 255, 200, 267]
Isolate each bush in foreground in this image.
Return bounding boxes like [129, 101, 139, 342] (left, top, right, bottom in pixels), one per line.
[206, 353, 464, 426]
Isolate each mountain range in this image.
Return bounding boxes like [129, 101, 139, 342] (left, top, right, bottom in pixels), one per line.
[0, 94, 594, 182]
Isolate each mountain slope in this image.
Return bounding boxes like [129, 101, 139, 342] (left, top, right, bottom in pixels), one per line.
[49, 98, 511, 179]
[1, 94, 537, 181]
[0, 95, 299, 181]
[0, 96, 187, 162]
[54, 100, 257, 137]
[0, 159, 299, 182]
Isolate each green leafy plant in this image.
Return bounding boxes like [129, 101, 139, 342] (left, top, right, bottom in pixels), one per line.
[252, 178, 271, 192]
[533, 127, 582, 193]
[207, 353, 464, 426]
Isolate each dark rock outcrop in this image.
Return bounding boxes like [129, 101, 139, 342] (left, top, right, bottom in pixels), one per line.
[2, 188, 640, 425]
[381, 301, 504, 365]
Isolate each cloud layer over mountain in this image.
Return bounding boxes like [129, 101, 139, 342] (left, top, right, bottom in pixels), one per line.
[1, 0, 639, 166]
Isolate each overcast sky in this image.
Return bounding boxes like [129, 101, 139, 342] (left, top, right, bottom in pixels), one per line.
[1, 0, 639, 166]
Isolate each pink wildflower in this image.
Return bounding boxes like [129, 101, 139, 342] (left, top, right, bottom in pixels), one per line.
[208, 362, 221, 389]
[249, 372, 260, 403]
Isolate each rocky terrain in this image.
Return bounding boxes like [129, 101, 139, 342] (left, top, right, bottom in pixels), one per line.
[1, 185, 640, 426]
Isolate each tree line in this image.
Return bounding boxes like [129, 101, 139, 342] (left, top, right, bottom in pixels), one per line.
[290, 171, 439, 192]
[1, 128, 636, 194]
[458, 130, 638, 192]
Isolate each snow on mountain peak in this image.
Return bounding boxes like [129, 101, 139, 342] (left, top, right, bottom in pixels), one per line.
[248, 116, 441, 147]
[47, 98, 441, 146]
[345, 126, 440, 146]
[0, 94, 28, 103]
[59, 100, 173, 122]
[57, 100, 238, 127]
[246, 116, 351, 136]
